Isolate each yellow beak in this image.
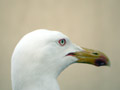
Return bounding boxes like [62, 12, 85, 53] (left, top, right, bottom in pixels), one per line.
[74, 47, 110, 67]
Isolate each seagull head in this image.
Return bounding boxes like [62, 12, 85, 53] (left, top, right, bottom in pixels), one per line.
[11, 29, 110, 90]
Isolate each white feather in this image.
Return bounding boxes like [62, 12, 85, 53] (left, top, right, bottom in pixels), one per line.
[11, 29, 83, 90]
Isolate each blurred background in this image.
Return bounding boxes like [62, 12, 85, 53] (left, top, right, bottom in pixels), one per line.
[0, 0, 120, 90]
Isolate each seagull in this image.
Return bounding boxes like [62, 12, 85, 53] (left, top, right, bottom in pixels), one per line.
[11, 29, 110, 90]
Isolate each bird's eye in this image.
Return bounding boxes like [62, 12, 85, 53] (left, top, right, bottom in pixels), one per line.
[58, 39, 66, 46]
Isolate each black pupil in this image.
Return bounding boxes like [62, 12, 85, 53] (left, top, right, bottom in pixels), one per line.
[61, 40, 64, 44]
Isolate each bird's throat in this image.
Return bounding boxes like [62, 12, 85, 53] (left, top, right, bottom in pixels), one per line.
[16, 76, 60, 90]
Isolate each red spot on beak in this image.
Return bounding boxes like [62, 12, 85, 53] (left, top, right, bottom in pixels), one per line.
[95, 56, 107, 66]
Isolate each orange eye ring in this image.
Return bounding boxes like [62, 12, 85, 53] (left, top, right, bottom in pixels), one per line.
[58, 39, 66, 46]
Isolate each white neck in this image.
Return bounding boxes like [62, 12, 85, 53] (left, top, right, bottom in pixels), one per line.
[20, 76, 60, 90]
[11, 54, 64, 90]
[12, 65, 60, 90]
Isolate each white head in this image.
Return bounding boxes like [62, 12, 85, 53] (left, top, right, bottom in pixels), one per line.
[11, 29, 109, 90]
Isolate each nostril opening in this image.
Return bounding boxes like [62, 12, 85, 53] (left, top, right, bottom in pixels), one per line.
[92, 52, 99, 55]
